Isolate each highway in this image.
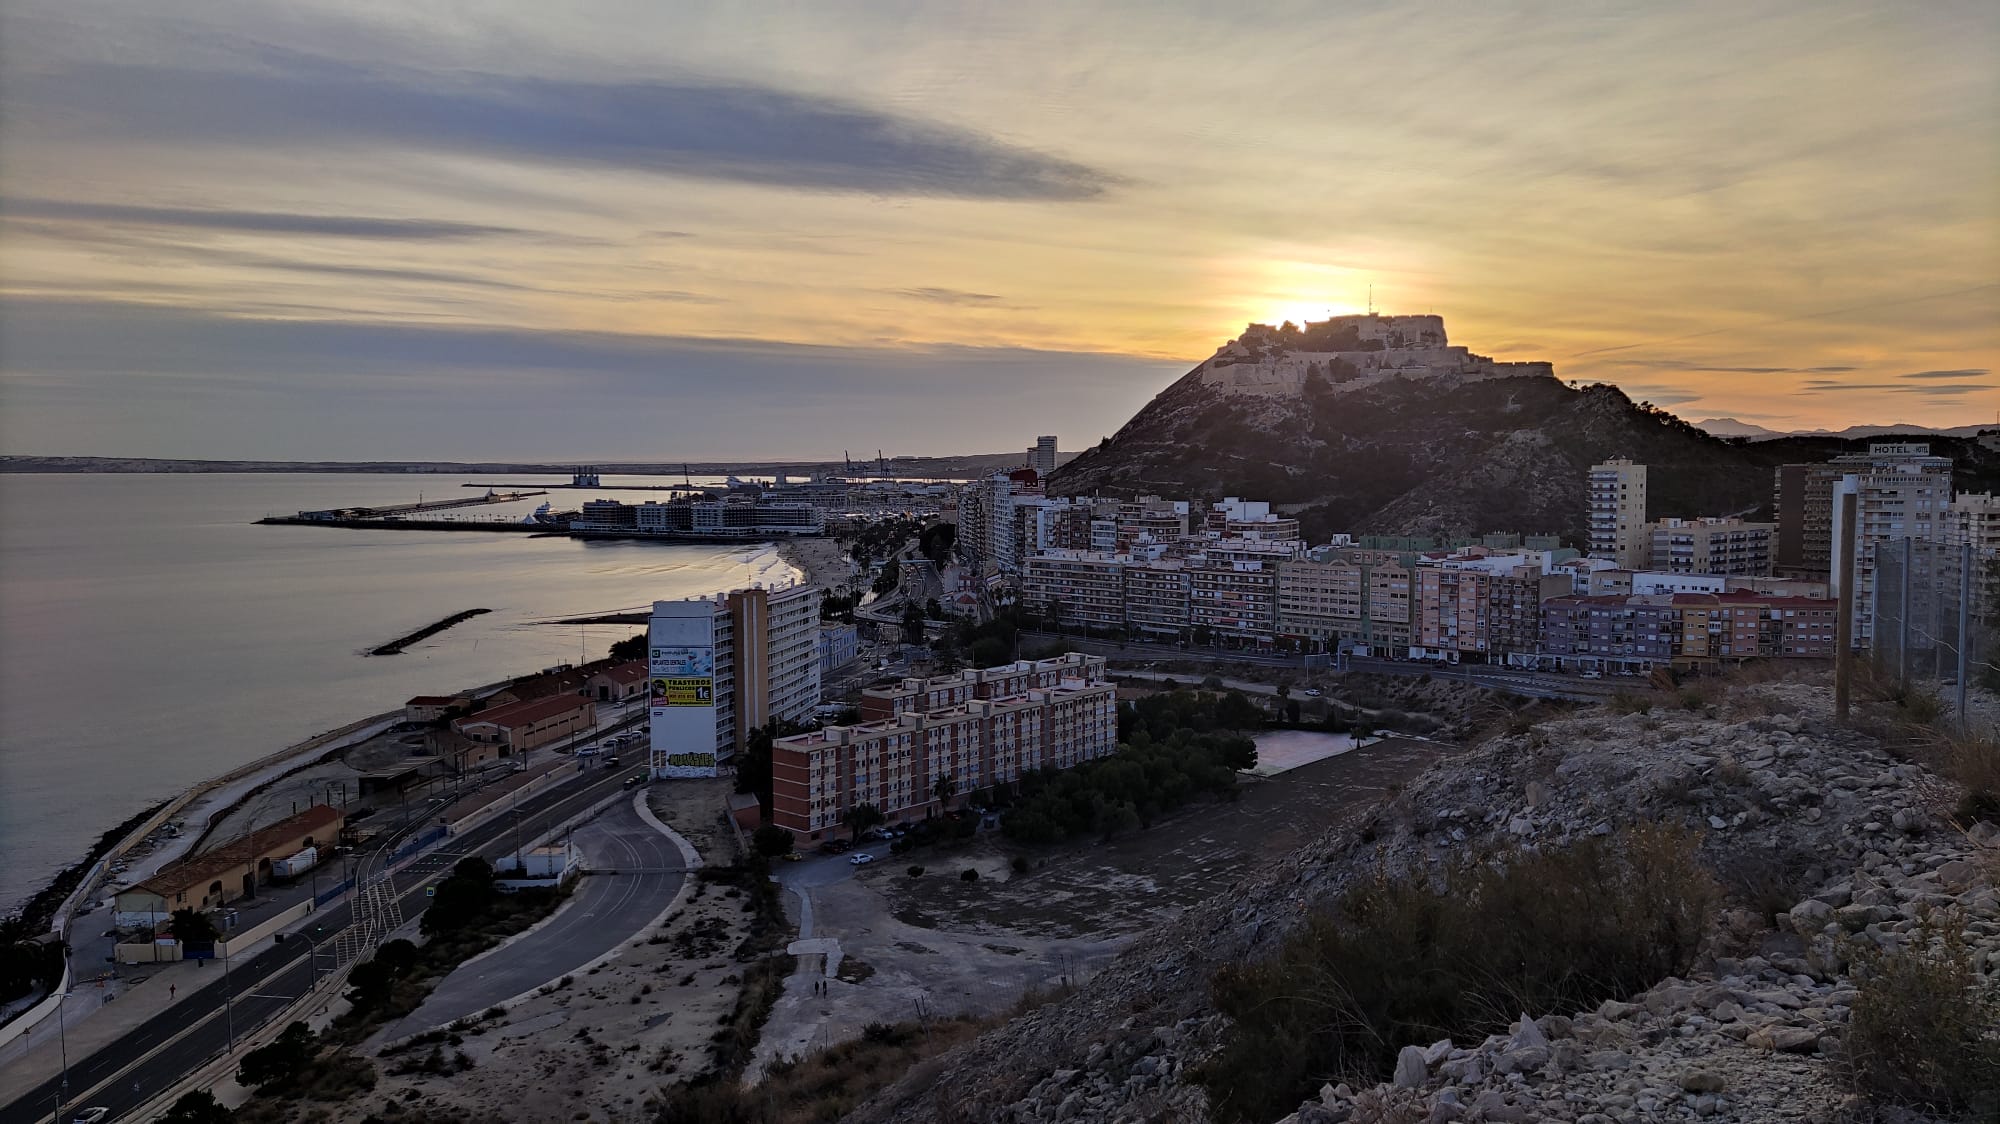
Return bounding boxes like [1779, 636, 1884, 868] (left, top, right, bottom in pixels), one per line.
[0, 758, 647, 1124]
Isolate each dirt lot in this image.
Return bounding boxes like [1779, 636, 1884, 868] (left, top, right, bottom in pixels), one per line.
[332, 779, 756, 1124]
[751, 736, 1454, 1078]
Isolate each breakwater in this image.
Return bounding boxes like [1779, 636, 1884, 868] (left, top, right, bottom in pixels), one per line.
[370, 608, 492, 656]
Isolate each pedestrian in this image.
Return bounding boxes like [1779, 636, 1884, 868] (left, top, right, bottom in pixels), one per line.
[169, 984, 176, 1000]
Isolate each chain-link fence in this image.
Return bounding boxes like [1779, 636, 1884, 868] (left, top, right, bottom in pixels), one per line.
[1872, 537, 1998, 737]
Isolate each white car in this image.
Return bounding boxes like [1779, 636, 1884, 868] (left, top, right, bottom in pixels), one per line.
[73, 1109, 110, 1124]
[848, 853, 875, 866]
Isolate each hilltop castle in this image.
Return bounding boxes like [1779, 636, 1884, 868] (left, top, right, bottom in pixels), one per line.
[1198, 313, 1556, 398]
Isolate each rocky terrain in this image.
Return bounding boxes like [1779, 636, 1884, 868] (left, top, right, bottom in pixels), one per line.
[1048, 317, 1999, 542]
[846, 673, 2000, 1124]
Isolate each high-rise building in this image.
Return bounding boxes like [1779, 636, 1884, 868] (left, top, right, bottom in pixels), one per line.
[1647, 517, 1774, 576]
[1020, 550, 1128, 631]
[1587, 458, 1649, 567]
[1773, 463, 1844, 578]
[1946, 493, 2000, 620]
[647, 584, 822, 778]
[1027, 436, 1059, 476]
[1827, 443, 1955, 646]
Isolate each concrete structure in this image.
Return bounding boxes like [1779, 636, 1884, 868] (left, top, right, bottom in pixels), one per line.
[1828, 443, 1956, 645]
[1276, 556, 1413, 654]
[1190, 540, 1297, 642]
[1648, 517, 1773, 576]
[1587, 458, 1649, 568]
[1205, 497, 1302, 542]
[1021, 550, 1128, 631]
[1122, 560, 1192, 639]
[1543, 592, 1839, 671]
[1411, 555, 1569, 662]
[958, 471, 1047, 572]
[648, 584, 822, 778]
[114, 805, 345, 929]
[451, 695, 597, 765]
[770, 655, 1116, 840]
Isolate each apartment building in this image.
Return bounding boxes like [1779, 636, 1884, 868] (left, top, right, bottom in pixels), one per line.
[1542, 594, 1682, 671]
[1829, 443, 1956, 645]
[859, 654, 1107, 720]
[771, 656, 1117, 839]
[1947, 493, 2000, 620]
[1544, 592, 1839, 670]
[1027, 436, 1059, 477]
[1190, 540, 1297, 641]
[647, 583, 823, 778]
[1411, 556, 1569, 662]
[1123, 560, 1193, 639]
[1773, 462, 1844, 578]
[958, 471, 1046, 571]
[1587, 458, 1649, 568]
[1205, 497, 1302, 541]
[1020, 550, 1127, 631]
[1648, 517, 1774, 576]
[1113, 496, 1191, 549]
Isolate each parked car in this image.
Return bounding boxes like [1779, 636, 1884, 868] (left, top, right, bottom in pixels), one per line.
[823, 840, 851, 854]
[73, 1109, 110, 1124]
[781, 852, 804, 862]
[848, 852, 875, 866]
[605, 755, 620, 766]
[1304, 688, 1323, 697]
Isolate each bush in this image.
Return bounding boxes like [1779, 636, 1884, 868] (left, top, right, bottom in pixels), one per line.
[906, 865, 924, 878]
[239, 1021, 317, 1090]
[751, 823, 795, 858]
[1842, 910, 2000, 1115]
[1609, 691, 1653, 715]
[960, 869, 978, 882]
[1195, 825, 1717, 1123]
[1010, 855, 1031, 875]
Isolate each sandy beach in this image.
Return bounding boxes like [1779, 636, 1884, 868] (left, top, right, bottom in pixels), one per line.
[778, 536, 859, 595]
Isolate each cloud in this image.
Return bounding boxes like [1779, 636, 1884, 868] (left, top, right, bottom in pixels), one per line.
[16, 56, 1116, 201]
[1898, 368, 1990, 380]
[1889, 384, 1993, 396]
[1799, 382, 1908, 391]
[1607, 357, 1859, 374]
[0, 198, 525, 240]
[889, 287, 1007, 305]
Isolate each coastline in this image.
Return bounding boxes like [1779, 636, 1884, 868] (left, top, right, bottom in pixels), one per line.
[776, 535, 858, 595]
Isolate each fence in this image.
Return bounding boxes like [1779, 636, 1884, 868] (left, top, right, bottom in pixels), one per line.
[1872, 537, 1997, 736]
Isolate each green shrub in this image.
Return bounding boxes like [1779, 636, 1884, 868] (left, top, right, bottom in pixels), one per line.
[1195, 825, 1717, 1123]
[960, 869, 978, 882]
[906, 865, 924, 878]
[1843, 910, 2000, 1116]
[1010, 855, 1031, 875]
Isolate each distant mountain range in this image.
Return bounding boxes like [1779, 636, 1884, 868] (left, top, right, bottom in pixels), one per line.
[0, 451, 1068, 477]
[1691, 418, 1996, 440]
[1049, 315, 2000, 543]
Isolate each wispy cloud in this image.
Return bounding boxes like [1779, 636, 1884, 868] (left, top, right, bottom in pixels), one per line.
[1, 198, 525, 240]
[1608, 357, 1858, 374]
[1898, 368, 1989, 380]
[888, 287, 1007, 305]
[15, 56, 1117, 201]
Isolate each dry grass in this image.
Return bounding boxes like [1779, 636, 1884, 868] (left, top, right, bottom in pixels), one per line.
[654, 1015, 987, 1124]
[1842, 909, 2000, 1117]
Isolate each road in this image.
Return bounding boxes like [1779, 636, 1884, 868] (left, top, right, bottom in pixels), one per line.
[0, 758, 646, 1124]
[383, 793, 688, 1036]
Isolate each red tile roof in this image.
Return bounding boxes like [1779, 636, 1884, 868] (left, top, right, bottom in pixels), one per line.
[455, 693, 593, 730]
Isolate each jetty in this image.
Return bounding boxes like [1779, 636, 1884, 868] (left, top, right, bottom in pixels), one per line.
[282, 489, 547, 521]
[370, 608, 491, 655]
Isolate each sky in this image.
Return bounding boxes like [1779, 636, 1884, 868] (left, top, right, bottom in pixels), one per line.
[1, 0, 1995, 461]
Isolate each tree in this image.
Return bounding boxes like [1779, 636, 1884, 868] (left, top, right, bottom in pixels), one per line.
[1192, 625, 1213, 647]
[841, 803, 886, 843]
[238, 1021, 316, 1089]
[918, 521, 956, 566]
[609, 633, 647, 661]
[422, 858, 497, 936]
[752, 824, 795, 858]
[169, 908, 219, 945]
[901, 602, 928, 645]
[160, 1089, 233, 1124]
[1046, 597, 1066, 636]
[934, 772, 957, 812]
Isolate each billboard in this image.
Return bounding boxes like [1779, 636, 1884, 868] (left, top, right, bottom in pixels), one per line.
[650, 676, 714, 707]
[649, 603, 720, 778]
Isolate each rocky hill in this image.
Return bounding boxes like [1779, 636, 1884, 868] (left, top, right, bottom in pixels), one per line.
[847, 675, 2000, 1123]
[1049, 315, 1998, 542]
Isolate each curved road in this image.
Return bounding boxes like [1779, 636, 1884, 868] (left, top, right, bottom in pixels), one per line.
[385, 794, 687, 1036]
[0, 760, 645, 1124]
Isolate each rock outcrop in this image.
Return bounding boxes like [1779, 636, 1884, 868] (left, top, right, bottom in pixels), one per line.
[846, 676, 1999, 1124]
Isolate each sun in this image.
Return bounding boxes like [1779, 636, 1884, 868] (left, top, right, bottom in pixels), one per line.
[1261, 300, 1362, 328]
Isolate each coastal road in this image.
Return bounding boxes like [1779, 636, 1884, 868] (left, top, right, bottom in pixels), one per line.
[0, 759, 648, 1124]
[383, 793, 688, 1037]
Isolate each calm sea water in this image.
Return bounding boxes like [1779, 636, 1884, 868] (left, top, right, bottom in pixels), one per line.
[0, 473, 798, 914]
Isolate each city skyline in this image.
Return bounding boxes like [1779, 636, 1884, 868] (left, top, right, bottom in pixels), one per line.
[1, 0, 1994, 460]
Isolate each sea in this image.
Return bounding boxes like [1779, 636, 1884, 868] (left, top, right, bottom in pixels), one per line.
[0, 472, 799, 915]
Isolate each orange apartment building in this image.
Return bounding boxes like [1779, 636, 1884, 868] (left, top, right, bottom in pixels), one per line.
[771, 654, 1116, 840]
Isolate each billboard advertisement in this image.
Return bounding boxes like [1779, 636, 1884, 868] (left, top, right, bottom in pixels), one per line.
[649, 604, 720, 778]
[650, 676, 714, 707]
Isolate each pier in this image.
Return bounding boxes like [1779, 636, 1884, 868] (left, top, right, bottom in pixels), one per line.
[369, 608, 491, 655]
[288, 489, 547, 521]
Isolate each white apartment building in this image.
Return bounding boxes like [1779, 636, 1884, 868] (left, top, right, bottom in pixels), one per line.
[1028, 436, 1059, 477]
[1947, 492, 2000, 619]
[1020, 550, 1128, 630]
[1587, 458, 1649, 568]
[647, 583, 822, 778]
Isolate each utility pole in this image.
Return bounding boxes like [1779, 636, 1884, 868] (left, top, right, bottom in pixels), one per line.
[1959, 542, 1973, 733]
[1834, 491, 1858, 722]
[1898, 537, 1912, 688]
